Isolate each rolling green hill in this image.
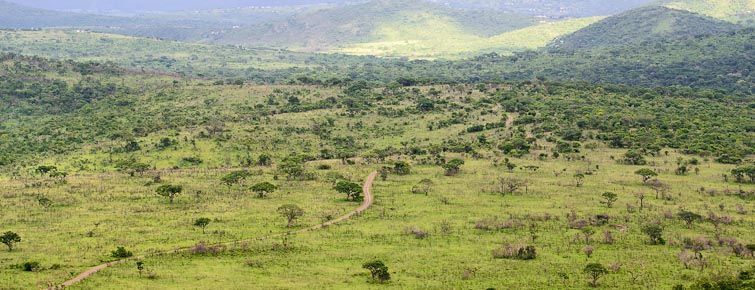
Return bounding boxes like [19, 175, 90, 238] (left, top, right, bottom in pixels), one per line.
[548, 6, 741, 51]
[206, 0, 543, 52]
[662, 0, 755, 23]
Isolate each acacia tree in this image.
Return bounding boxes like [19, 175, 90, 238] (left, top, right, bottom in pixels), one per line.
[251, 182, 277, 198]
[678, 210, 702, 228]
[335, 181, 363, 201]
[496, 177, 527, 196]
[642, 224, 665, 245]
[584, 263, 608, 287]
[362, 260, 391, 283]
[0, 231, 21, 251]
[277, 204, 304, 227]
[442, 159, 465, 176]
[601, 192, 618, 208]
[194, 217, 211, 234]
[635, 168, 657, 183]
[156, 184, 183, 204]
[220, 170, 251, 193]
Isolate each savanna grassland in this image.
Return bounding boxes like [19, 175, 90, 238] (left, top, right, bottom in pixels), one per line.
[0, 1, 754, 289]
[0, 52, 753, 289]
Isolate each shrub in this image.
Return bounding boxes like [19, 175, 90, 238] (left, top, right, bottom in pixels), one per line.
[22, 261, 41, 272]
[642, 225, 665, 245]
[363, 260, 391, 283]
[492, 244, 536, 260]
[111, 246, 133, 258]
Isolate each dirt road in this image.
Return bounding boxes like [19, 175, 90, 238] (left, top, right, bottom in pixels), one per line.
[54, 171, 378, 289]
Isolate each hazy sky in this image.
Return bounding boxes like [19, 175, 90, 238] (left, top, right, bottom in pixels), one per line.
[6, 0, 348, 11]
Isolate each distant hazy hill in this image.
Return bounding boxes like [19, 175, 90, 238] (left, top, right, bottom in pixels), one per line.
[205, 0, 541, 51]
[0, 0, 129, 28]
[661, 0, 755, 23]
[432, 0, 655, 17]
[549, 6, 741, 51]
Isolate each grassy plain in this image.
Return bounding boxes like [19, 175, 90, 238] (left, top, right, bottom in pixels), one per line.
[69, 150, 754, 289]
[0, 80, 752, 289]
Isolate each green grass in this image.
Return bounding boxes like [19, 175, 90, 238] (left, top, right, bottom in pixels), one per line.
[336, 14, 602, 59]
[664, 0, 755, 23]
[67, 150, 754, 289]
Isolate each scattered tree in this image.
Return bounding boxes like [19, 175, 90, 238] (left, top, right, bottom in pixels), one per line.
[0, 231, 21, 251]
[362, 260, 391, 283]
[111, 246, 133, 258]
[156, 184, 183, 204]
[335, 181, 363, 201]
[277, 204, 304, 227]
[584, 263, 608, 287]
[194, 217, 211, 234]
[635, 168, 657, 183]
[678, 210, 702, 228]
[250, 182, 277, 198]
[642, 225, 665, 245]
[600, 192, 618, 208]
[442, 159, 465, 176]
[393, 161, 411, 175]
[495, 177, 527, 195]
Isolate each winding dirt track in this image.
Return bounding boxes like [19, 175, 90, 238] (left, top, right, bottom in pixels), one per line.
[54, 171, 378, 289]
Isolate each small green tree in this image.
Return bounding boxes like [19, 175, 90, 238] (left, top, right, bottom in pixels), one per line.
[335, 181, 363, 201]
[194, 217, 211, 234]
[635, 168, 657, 183]
[600, 192, 618, 208]
[678, 210, 702, 228]
[250, 182, 277, 198]
[363, 260, 391, 283]
[136, 261, 145, 277]
[0, 231, 21, 251]
[642, 224, 665, 245]
[442, 159, 465, 176]
[220, 170, 251, 192]
[393, 161, 411, 175]
[277, 204, 304, 227]
[111, 246, 133, 258]
[156, 184, 183, 204]
[584, 263, 608, 287]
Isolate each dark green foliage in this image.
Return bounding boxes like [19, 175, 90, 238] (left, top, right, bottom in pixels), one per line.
[600, 192, 618, 208]
[623, 150, 647, 165]
[584, 263, 608, 287]
[685, 267, 755, 290]
[0, 231, 21, 251]
[731, 165, 755, 183]
[442, 159, 465, 176]
[156, 184, 183, 204]
[635, 168, 658, 183]
[335, 181, 362, 201]
[193, 218, 211, 233]
[393, 161, 411, 175]
[22, 261, 41, 272]
[250, 182, 277, 198]
[111, 246, 133, 258]
[549, 7, 740, 51]
[642, 224, 666, 245]
[362, 260, 391, 283]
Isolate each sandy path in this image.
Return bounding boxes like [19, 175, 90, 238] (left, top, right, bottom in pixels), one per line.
[54, 171, 378, 289]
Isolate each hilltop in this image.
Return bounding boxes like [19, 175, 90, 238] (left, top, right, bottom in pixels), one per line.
[548, 6, 741, 51]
